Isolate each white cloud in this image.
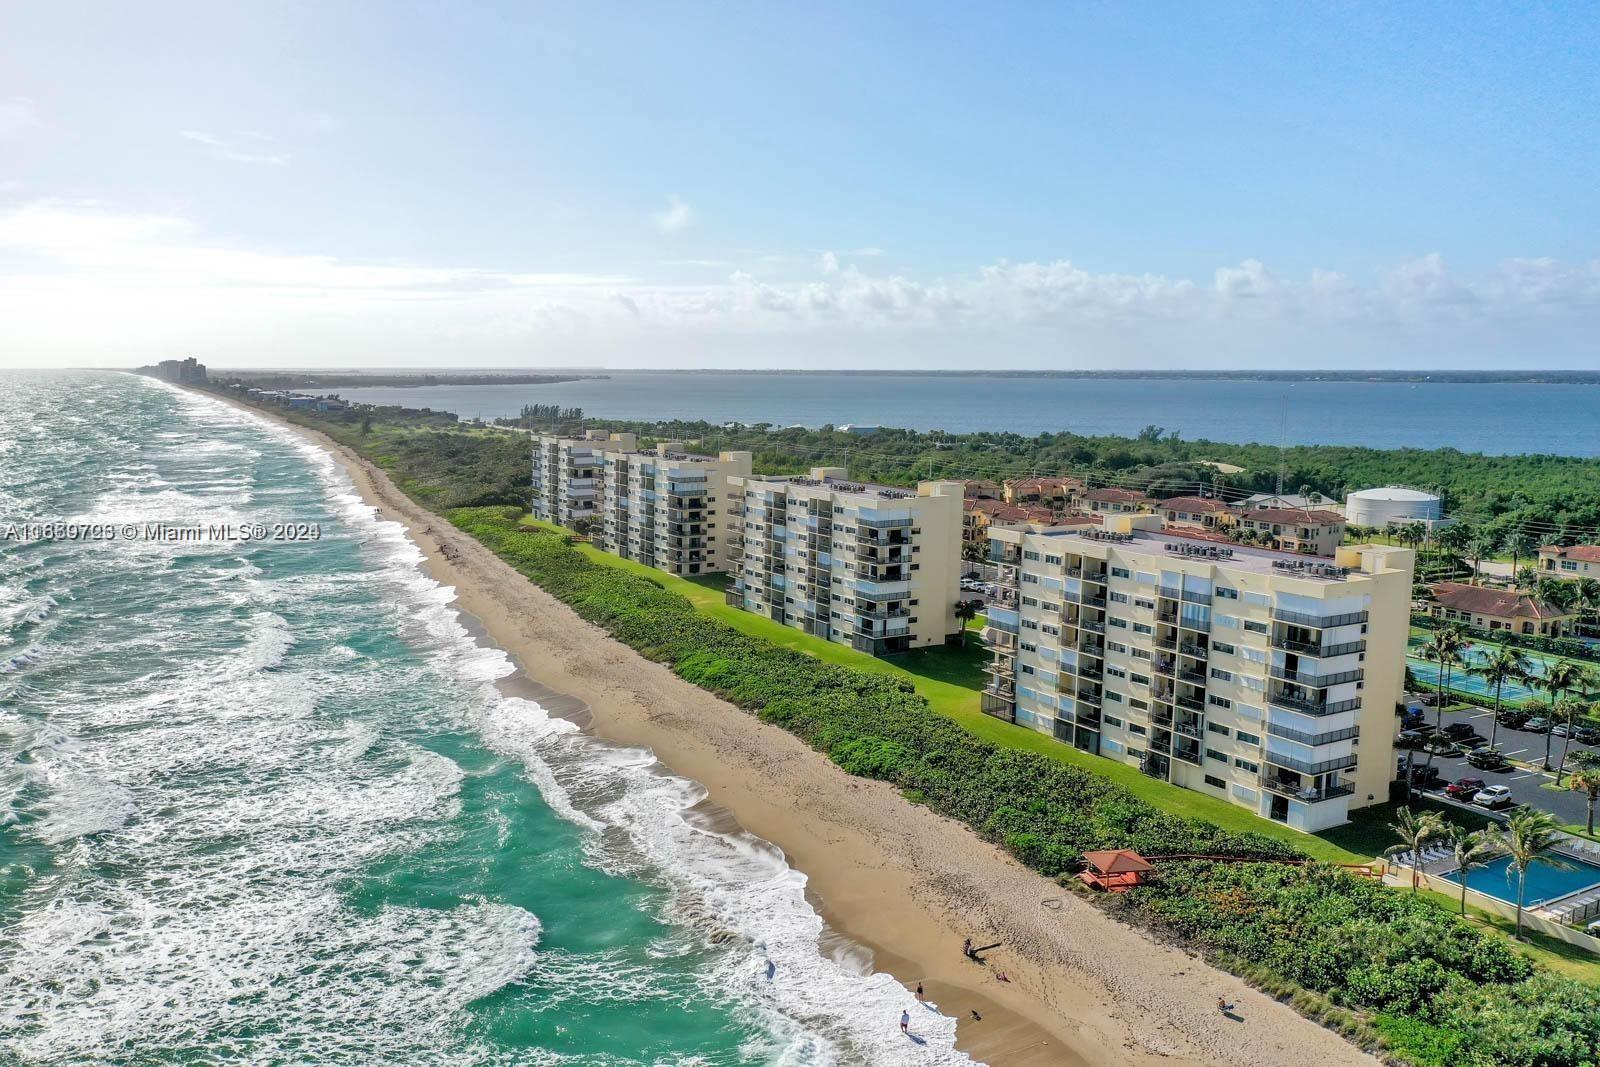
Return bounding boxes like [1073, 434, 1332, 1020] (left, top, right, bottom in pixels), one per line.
[652, 195, 692, 234]
[0, 97, 39, 137]
[179, 129, 291, 166]
[2, 199, 1598, 368]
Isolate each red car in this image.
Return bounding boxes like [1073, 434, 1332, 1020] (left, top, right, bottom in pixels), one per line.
[1444, 777, 1486, 800]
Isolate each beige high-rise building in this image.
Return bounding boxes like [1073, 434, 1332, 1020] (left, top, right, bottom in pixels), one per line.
[530, 431, 638, 527]
[725, 467, 964, 654]
[591, 443, 752, 576]
[981, 513, 1413, 832]
[530, 431, 752, 578]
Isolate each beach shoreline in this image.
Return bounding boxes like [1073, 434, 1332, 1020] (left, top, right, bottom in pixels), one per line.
[204, 389, 1378, 1067]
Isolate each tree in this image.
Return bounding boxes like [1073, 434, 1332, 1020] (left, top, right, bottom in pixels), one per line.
[1383, 807, 1446, 893]
[1468, 535, 1497, 585]
[1501, 808, 1574, 938]
[1577, 577, 1600, 633]
[1445, 823, 1502, 915]
[1504, 529, 1537, 577]
[953, 599, 980, 643]
[1423, 623, 1468, 732]
[1470, 645, 1530, 751]
[359, 414, 372, 435]
[1514, 565, 1539, 591]
[1537, 659, 1586, 771]
[1567, 761, 1600, 837]
[1553, 667, 1600, 783]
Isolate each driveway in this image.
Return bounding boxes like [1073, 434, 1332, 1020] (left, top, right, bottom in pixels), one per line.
[1399, 702, 1600, 828]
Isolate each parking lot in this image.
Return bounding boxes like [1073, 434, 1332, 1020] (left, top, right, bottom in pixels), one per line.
[1399, 702, 1600, 828]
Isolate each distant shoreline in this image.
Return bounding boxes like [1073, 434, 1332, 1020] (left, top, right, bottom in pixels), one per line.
[109, 368, 1600, 386]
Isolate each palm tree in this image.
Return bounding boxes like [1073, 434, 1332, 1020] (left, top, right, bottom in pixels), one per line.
[1537, 659, 1585, 770]
[1423, 624, 1468, 730]
[1445, 823, 1502, 915]
[1567, 762, 1600, 837]
[1577, 577, 1600, 634]
[1471, 645, 1531, 751]
[1468, 535, 1497, 586]
[1383, 807, 1446, 892]
[1502, 808, 1575, 938]
[1436, 522, 1471, 575]
[1554, 668, 1600, 783]
[1514, 565, 1539, 592]
[1505, 529, 1537, 578]
[953, 599, 980, 643]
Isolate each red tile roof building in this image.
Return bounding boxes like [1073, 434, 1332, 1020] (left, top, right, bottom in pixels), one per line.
[1427, 581, 1574, 636]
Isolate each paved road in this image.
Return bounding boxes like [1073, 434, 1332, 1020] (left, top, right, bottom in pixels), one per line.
[1399, 702, 1599, 828]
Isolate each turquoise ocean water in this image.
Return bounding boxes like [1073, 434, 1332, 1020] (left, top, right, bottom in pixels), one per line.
[0, 373, 966, 1065]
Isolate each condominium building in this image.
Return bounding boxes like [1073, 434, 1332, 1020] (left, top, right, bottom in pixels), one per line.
[530, 430, 753, 578]
[980, 513, 1413, 832]
[590, 443, 752, 575]
[530, 431, 638, 527]
[725, 467, 964, 654]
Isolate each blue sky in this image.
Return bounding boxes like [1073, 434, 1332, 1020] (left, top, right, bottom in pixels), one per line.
[1, 2, 1597, 368]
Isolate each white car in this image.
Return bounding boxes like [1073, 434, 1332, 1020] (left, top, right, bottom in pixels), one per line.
[1472, 785, 1515, 810]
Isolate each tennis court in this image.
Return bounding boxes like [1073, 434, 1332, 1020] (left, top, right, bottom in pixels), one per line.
[1406, 633, 1600, 705]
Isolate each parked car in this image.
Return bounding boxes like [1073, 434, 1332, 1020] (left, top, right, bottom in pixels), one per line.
[1445, 777, 1487, 800]
[1407, 764, 1445, 788]
[1396, 729, 1429, 749]
[1442, 722, 1484, 740]
[1575, 725, 1600, 745]
[1472, 784, 1515, 809]
[1401, 710, 1428, 729]
[1496, 709, 1530, 729]
[1466, 748, 1509, 770]
[1523, 717, 1552, 733]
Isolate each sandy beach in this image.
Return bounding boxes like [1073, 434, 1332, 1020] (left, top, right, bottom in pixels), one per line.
[222, 395, 1376, 1067]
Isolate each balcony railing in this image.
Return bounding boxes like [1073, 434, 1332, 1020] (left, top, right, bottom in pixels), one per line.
[1264, 750, 1358, 776]
[1273, 638, 1367, 658]
[1269, 665, 1364, 688]
[1258, 776, 1356, 802]
[1268, 692, 1362, 717]
[1271, 608, 1369, 629]
[1266, 722, 1361, 747]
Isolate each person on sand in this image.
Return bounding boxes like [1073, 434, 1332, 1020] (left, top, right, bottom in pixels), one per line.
[962, 938, 973, 958]
[900, 1009, 910, 1033]
[996, 971, 1009, 983]
[765, 960, 775, 982]
[915, 982, 924, 1001]
[1217, 997, 1232, 1015]
[970, 1009, 982, 1022]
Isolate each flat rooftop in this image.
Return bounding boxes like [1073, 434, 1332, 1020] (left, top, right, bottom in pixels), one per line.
[1026, 525, 1376, 581]
[752, 474, 919, 502]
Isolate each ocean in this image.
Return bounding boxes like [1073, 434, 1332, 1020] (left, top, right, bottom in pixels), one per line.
[335, 372, 1600, 456]
[0, 372, 966, 1065]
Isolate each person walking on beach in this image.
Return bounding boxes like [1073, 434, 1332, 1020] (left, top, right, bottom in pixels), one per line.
[915, 982, 924, 1001]
[765, 960, 776, 982]
[900, 1009, 910, 1034]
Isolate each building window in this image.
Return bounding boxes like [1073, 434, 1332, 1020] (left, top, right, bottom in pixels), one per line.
[1208, 722, 1231, 736]
[1215, 587, 1238, 600]
[1210, 668, 1233, 682]
[1234, 758, 1259, 773]
[1103, 715, 1124, 728]
[1206, 748, 1228, 762]
[1111, 592, 1130, 604]
[1203, 774, 1227, 789]
[1209, 695, 1232, 709]
[1112, 566, 1131, 578]
[1243, 620, 1268, 634]
[1212, 641, 1236, 655]
[1235, 730, 1261, 746]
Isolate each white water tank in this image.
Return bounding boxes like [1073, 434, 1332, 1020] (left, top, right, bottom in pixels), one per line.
[1345, 486, 1443, 527]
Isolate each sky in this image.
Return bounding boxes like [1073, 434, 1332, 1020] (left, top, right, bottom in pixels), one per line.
[0, 2, 1597, 370]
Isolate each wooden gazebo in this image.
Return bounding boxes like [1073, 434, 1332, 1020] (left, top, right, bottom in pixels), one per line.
[1077, 849, 1153, 893]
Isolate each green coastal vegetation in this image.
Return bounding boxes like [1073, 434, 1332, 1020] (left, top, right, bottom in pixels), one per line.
[211, 389, 1600, 1067]
[493, 410, 1600, 540]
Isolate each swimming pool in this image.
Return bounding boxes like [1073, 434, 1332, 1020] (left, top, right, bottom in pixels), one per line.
[1440, 851, 1600, 907]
